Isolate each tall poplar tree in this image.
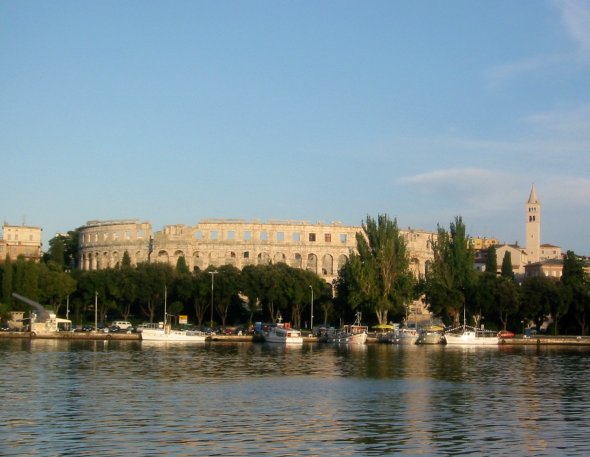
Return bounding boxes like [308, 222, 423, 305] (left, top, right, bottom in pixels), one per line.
[501, 251, 514, 279]
[425, 216, 476, 326]
[485, 246, 497, 275]
[346, 214, 414, 324]
[2, 255, 13, 306]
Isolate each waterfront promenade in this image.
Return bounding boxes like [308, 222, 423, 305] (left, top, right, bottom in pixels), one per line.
[2, 331, 590, 346]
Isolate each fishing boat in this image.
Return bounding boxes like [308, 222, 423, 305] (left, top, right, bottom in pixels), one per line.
[139, 323, 207, 342]
[263, 318, 303, 344]
[416, 325, 446, 345]
[397, 326, 420, 345]
[443, 326, 498, 345]
[139, 287, 206, 342]
[319, 312, 368, 344]
[444, 307, 498, 346]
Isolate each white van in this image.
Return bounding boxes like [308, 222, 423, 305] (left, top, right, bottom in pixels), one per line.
[111, 321, 132, 330]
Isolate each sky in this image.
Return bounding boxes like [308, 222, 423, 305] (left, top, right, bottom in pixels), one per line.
[1, 0, 589, 254]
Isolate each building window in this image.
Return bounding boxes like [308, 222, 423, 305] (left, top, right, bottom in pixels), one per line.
[195, 230, 203, 240]
[340, 234, 347, 243]
[277, 232, 285, 241]
[138, 229, 144, 239]
[260, 231, 268, 241]
[325, 233, 331, 243]
[243, 251, 250, 259]
[227, 231, 235, 241]
[309, 233, 316, 242]
[244, 231, 252, 241]
[210, 230, 218, 241]
[292, 232, 300, 242]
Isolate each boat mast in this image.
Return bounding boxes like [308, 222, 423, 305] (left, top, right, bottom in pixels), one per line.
[164, 285, 167, 326]
[463, 304, 466, 331]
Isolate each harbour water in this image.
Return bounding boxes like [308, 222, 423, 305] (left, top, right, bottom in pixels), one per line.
[1, 339, 589, 456]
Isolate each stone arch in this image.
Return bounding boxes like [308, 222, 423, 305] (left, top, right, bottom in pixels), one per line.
[257, 252, 270, 265]
[227, 251, 237, 266]
[157, 250, 169, 264]
[291, 253, 303, 269]
[273, 252, 286, 264]
[112, 251, 120, 268]
[321, 254, 333, 276]
[193, 251, 205, 270]
[208, 251, 219, 267]
[410, 258, 421, 278]
[135, 251, 143, 265]
[425, 260, 432, 276]
[102, 251, 109, 269]
[337, 254, 348, 272]
[306, 253, 318, 274]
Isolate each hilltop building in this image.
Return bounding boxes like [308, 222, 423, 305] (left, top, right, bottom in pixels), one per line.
[0, 223, 43, 262]
[473, 185, 562, 279]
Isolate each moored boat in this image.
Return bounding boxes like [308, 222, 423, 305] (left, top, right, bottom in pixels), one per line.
[416, 325, 446, 345]
[139, 323, 207, 342]
[263, 321, 303, 344]
[139, 286, 206, 342]
[444, 325, 498, 346]
[397, 327, 420, 345]
[319, 312, 368, 344]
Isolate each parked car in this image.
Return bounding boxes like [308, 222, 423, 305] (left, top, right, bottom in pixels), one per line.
[111, 321, 132, 330]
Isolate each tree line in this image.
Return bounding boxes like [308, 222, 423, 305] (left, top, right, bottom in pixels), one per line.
[1, 216, 589, 334]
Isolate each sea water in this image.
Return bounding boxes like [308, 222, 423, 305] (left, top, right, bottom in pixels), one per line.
[1, 339, 589, 456]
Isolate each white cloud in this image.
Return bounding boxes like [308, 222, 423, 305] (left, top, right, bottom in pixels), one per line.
[555, 0, 590, 55]
[523, 103, 590, 137]
[485, 54, 567, 88]
[486, 0, 590, 87]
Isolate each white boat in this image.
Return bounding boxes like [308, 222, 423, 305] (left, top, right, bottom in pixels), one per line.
[139, 323, 207, 342]
[139, 286, 206, 342]
[443, 306, 499, 346]
[319, 312, 368, 344]
[444, 325, 498, 346]
[263, 322, 303, 344]
[397, 327, 420, 345]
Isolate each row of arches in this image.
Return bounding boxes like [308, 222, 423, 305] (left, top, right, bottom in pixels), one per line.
[80, 251, 430, 280]
[80, 249, 350, 278]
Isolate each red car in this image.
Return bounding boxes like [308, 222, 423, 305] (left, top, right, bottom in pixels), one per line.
[498, 330, 515, 338]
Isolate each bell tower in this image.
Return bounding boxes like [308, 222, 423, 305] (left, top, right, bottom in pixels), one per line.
[525, 184, 541, 263]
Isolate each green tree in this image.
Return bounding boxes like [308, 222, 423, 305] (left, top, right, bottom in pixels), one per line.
[501, 251, 514, 279]
[135, 262, 174, 322]
[561, 251, 590, 335]
[485, 245, 497, 275]
[193, 270, 212, 326]
[213, 265, 241, 327]
[494, 276, 520, 330]
[345, 214, 414, 324]
[2, 255, 13, 306]
[425, 217, 476, 326]
[521, 275, 564, 333]
[38, 263, 76, 315]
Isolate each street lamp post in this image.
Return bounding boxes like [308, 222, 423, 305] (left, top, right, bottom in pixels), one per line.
[309, 285, 314, 331]
[94, 290, 98, 333]
[209, 271, 218, 329]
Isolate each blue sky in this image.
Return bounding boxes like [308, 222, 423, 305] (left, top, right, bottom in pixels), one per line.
[1, 0, 589, 254]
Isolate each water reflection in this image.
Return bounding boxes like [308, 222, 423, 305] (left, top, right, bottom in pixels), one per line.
[1, 339, 590, 456]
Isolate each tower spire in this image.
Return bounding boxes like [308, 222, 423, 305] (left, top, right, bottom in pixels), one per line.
[525, 185, 541, 263]
[528, 184, 540, 205]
